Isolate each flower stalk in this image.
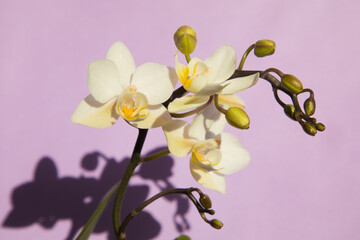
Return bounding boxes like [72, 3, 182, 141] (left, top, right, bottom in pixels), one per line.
[112, 128, 148, 238]
[229, 69, 325, 135]
[72, 26, 325, 240]
[118, 188, 217, 239]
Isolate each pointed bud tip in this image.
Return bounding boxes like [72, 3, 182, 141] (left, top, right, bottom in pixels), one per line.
[174, 25, 197, 55]
[302, 122, 317, 136]
[316, 122, 326, 131]
[254, 39, 276, 57]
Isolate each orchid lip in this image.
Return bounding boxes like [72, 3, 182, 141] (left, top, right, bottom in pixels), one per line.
[116, 85, 149, 121]
[191, 139, 222, 171]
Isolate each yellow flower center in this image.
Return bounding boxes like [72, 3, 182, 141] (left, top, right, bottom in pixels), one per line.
[180, 63, 209, 90]
[175, 52, 209, 93]
[191, 139, 222, 171]
[116, 86, 149, 121]
[121, 105, 135, 119]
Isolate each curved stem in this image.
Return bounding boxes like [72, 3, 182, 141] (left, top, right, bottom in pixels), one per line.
[163, 86, 187, 109]
[262, 67, 284, 78]
[213, 94, 227, 114]
[185, 54, 191, 63]
[139, 148, 170, 163]
[237, 44, 255, 70]
[118, 188, 214, 239]
[273, 88, 286, 107]
[112, 128, 148, 238]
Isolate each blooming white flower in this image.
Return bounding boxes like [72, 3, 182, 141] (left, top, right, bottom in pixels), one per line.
[162, 105, 251, 194]
[71, 42, 178, 129]
[168, 45, 259, 113]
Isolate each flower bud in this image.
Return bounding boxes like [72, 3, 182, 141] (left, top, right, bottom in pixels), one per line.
[315, 122, 326, 131]
[200, 194, 212, 209]
[302, 122, 317, 136]
[304, 97, 316, 116]
[173, 25, 197, 55]
[254, 40, 276, 57]
[281, 74, 303, 93]
[284, 104, 296, 120]
[210, 219, 223, 230]
[310, 118, 317, 124]
[175, 235, 191, 240]
[225, 107, 250, 129]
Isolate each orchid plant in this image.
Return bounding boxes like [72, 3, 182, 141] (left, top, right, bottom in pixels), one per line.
[71, 25, 325, 240]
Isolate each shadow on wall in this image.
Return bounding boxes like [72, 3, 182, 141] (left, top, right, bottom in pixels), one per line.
[3, 147, 190, 240]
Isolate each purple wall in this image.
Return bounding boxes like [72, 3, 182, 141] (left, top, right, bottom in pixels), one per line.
[1, 0, 359, 239]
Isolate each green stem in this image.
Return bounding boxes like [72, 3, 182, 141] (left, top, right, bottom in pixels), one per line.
[118, 188, 214, 239]
[185, 54, 191, 63]
[213, 94, 227, 114]
[139, 148, 170, 163]
[237, 44, 255, 70]
[262, 67, 284, 78]
[112, 128, 148, 238]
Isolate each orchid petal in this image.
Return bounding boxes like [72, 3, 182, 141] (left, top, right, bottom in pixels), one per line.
[71, 95, 118, 128]
[217, 132, 251, 175]
[218, 94, 246, 109]
[176, 55, 207, 93]
[168, 95, 210, 113]
[188, 57, 205, 77]
[195, 81, 230, 96]
[162, 120, 197, 157]
[219, 73, 259, 94]
[87, 59, 122, 103]
[205, 45, 237, 83]
[188, 104, 226, 140]
[188, 74, 207, 93]
[190, 160, 226, 194]
[131, 63, 177, 105]
[129, 104, 172, 129]
[106, 42, 136, 89]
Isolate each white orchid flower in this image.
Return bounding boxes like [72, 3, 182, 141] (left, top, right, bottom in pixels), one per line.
[71, 42, 178, 129]
[162, 105, 250, 194]
[168, 45, 259, 113]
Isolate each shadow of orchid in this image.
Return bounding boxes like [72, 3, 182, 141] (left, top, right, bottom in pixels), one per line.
[3, 148, 190, 240]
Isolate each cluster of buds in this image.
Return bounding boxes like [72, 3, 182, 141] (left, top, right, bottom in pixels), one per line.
[173, 25, 325, 136]
[192, 189, 223, 230]
[280, 73, 325, 135]
[225, 35, 325, 136]
[254, 69, 325, 136]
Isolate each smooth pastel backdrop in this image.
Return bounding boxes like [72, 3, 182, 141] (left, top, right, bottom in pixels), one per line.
[1, 0, 359, 239]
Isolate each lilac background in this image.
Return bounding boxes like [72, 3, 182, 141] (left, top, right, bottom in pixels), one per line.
[1, 0, 359, 239]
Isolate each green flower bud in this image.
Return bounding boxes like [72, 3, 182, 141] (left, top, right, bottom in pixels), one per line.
[200, 194, 212, 209]
[254, 39, 276, 57]
[302, 122, 317, 136]
[281, 74, 303, 93]
[210, 219, 223, 230]
[315, 122, 326, 131]
[304, 97, 316, 116]
[225, 107, 250, 130]
[175, 235, 191, 240]
[310, 118, 317, 124]
[284, 104, 296, 120]
[173, 25, 197, 55]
